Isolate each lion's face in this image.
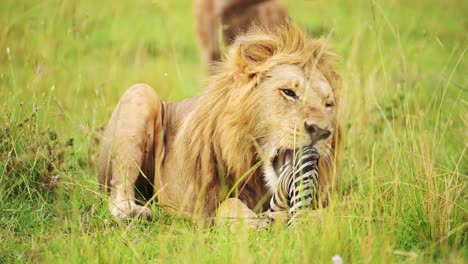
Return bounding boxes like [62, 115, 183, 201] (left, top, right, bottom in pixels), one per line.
[258, 64, 337, 191]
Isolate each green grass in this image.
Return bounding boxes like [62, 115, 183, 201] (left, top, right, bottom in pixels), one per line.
[0, 0, 466, 262]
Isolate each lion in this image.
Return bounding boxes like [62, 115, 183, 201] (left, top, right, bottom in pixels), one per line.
[98, 23, 342, 228]
[195, 0, 289, 68]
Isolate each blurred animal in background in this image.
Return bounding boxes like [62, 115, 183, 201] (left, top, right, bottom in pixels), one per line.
[195, 0, 289, 68]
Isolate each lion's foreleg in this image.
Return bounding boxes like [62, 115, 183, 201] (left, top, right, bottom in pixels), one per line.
[99, 84, 164, 220]
[215, 198, 271, 230]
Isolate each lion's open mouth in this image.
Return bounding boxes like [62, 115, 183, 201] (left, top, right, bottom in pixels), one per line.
[272, 149, 295, 176]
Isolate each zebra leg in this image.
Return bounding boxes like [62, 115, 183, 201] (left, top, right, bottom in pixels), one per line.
[264, 162, 294, 225]
[287, 147, 320, 226]
[265, 147, 321, 227]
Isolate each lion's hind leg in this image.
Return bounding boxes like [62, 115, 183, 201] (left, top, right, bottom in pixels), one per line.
[98, 83, 165, 220]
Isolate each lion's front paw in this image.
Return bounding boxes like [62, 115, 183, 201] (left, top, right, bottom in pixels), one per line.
[109, 202, 152, 221]
[216, 198, 271, 231]
[260, 210, 289, 227]
[288, 208, 325, 227]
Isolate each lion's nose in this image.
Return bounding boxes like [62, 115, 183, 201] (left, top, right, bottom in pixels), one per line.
[304, 123, 331, 143]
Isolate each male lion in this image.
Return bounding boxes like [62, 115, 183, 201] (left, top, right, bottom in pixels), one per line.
[195, 0, 289, 67]
[98, 23, 342, 227]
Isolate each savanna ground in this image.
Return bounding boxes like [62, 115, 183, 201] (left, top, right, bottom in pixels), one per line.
[0, 0, 466, 262]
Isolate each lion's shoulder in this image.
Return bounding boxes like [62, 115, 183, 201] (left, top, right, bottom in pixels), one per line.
[165, 96, 202, 131]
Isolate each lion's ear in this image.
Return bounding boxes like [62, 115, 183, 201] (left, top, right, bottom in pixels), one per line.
[233, 38, 276, 73]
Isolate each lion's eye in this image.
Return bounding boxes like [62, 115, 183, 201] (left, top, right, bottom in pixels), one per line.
[325, 102, 335, 108]
[281, 89, 298, 99]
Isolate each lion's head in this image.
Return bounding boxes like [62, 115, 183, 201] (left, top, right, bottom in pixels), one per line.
[176, 23, 341, 214]
[255, 63, 340, 192]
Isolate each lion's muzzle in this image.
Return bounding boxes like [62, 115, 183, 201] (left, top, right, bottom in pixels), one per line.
[304, 123, 331, 145]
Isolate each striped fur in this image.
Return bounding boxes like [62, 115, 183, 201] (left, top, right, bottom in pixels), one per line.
[268, 146, 320, 225]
